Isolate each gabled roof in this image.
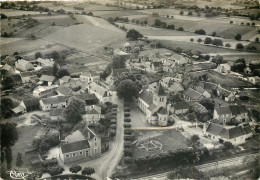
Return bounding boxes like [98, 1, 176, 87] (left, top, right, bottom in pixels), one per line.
[204, 82, 218, 90]
[3, 64, 14, 72]
[154, 83, 166, 96]
[229, 105, 247, 115]
[16, 59, 32, 67]
[169, 82, 184, 93]
[57, 86, 72, 96]
[40, 75, 55, 82]
[139, 89, 153, 105]
[215, 106, 232, 115]
[12, 105, 26, 114]
[60, 75, 71, 82]
[183, 88, 204, 100]
[157, 107, 167, 115]
[196, 86, 208, 95]
[90, 82, 109, 97]
[23, 98, 39, 108]
[193, 102, 208, 113]
[41, 96, 70, 105]
[86, 105, 101, 114]
[65, 130, 86, 143]
[61, 139, 90, 154]
[76, 94, 97, 101]
[147, 103, 158, 112]
[173, 102, 189, 110]
[50, 108, 64, 116]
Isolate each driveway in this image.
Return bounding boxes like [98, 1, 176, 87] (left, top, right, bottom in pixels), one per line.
[130, 100, 151, 129]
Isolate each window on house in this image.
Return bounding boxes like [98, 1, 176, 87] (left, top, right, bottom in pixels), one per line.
[95, 138, 96, 141]
[234, 139, 236, 141]
[79, 151, 83, 155]
[73, 153, 76, 157]
[95, 143, 97, 146]
[66, 154, 69, 158]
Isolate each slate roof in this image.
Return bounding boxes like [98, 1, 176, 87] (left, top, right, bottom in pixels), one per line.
[147, 103, 158, 112]
[23, 98, 39, 108]
[204, 82, 218, 90]
[154, 84, 166, 96]
[173, 102, 189, 110]
[60, 76, 71, 82]
[139, 89, 153, 105]
[157, 107, 167, 115]
[215, 106, 232, 115]
[61, 139, 90, 154]
[183, 88, 204, 100]
[193, 102, 208, 113]
[196, 87, 208, 94]
[41, 96, 70, 105]
[12, 105, 26, 114]
[169, 82, 184, 93]
[40, 75, 55, 82]
[57, 86, 72, 96]
[76, 94, 97, 101]
[50, 108, 64, 116]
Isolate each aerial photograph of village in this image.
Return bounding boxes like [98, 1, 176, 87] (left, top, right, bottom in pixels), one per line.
[0, 0, 259, 179]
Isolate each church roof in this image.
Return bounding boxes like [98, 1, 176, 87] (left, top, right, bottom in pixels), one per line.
[154, 84, 166, 96]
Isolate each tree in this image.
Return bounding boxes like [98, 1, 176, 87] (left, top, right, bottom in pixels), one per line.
[47, 166, 64, 176]
[0, 123, 18, 148]
[154, 19, 162, 27]
[212, 32, 217, 36]
[5, 148, 12, 169]
[50, 51, 60, 60]
[190, 38, 194, 42]
[111, 55, 126, 70]
[1, 98, 13, 118]
[16, 152, 23, 167]
[2, 76, 15, 90]
[167, 93, 183, 104]
[235, 34, 242, 40]
[116, 79, 140, 101]
[200, 99, 214, 112]
[187, 11, 193, 16]
[255, 37, 259, 43]
[204, 37, 212, 44]
[212, 54, 223, 65]
[222, 141, 234, 152]
[177, 27, 184, 31]
[35, 52, 42, 59]
[126, 29, 143, 40]
[225, 43, 231, 47]
[195, 29, 206, 35]
[236, 43, 244, 50]
[56, 68, 70, 78]
[197, 38, 202, 43]
[69, 165, 82, 174]
[1, 13, 7, 19]
[212, 39, 223, 46]
[63, 98, 85, 122]
[81, 167, 95, 176]
[179, 11, 184, 15]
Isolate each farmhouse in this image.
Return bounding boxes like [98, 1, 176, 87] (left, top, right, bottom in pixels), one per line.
[59, 127, 101, 164]
[213, 105, 248, 124]
[80, 71, 100, 84]
[39, 75, 55, 86]
[11, 98, 39, 116]
[20, 72, 37, 83]
[138, 83, 169, 126]
[50, 108, 64, 121]
[183, 87, 205, 102]
[203, 122, 253, 145]
[33, 85, 59, 98]
[84, 105, 101, 125]
[15, 59, 34, 72]
[216, 64, 231, 74]
[88, 82, 112, 103]
[39, 96, 70, 111]
[56, 86, 73, 96]
[59, 76, 71, 85]
[169, 101, 189, 115]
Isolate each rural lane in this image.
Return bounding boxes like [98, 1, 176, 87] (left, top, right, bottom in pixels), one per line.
[78, 97, 124, 180]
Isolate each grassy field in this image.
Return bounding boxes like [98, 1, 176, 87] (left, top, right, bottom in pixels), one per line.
[132, 129, 187, 160]
[1, 9, 47, 17]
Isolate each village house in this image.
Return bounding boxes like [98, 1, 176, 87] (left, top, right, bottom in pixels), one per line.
[12, 98, 39, 116]
[138, 83, 169, 126]
[150, 61, 163, 73]
[39, 96, 71, 111]
[83, 105, 101, 125]
[162, 59, 176, 73]
[216, 63, 231, 74]
[88, 82, 112, 103]
[213, 105, 248, 124]
[39, 75, 55, 86]
[168, 101, 189, 115]
[196, 86, 211, 98]
[59, 76, 71, 85]
[247, 76, 260, 85]
[2, 64, 15, 74]
[56, 86, 73, 96]
[183, 87, 205, 102]
[80, 71, 100, 84]
[59, 127, 101, 164]
[20, 72, 37, 83]
[50, 108, 65, 121]
[203, 122, 253, 145]
[35, 58, 54, 67]
[15, 59, 34, 72]
[33, 85, 59, 98]
[76, 94, 98, 106]
[161, 77, 184, 94]
[216, 85, 236, 102]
